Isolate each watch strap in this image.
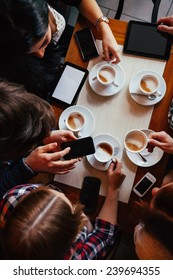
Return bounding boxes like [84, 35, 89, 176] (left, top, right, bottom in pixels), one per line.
[96, 16, 109, 30]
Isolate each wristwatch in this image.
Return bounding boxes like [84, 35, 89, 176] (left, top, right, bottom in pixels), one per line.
[96, 16, 109, 30]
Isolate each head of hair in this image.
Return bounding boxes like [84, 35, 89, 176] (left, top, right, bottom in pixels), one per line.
[0, 0, 65, 98]
[0, 80, 56, 161]
[0, 0, 48, 55]
[136, 185, 173, 258]
[1, 187, 83, 259]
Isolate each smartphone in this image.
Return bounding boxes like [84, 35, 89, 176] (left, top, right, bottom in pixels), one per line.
[133, 172, 156, 197]
[75, 28, 99, 61]
[61, 136, 95, 160]
[80, 176, 101, 213]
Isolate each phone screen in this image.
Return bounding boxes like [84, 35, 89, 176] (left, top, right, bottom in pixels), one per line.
[61, 136, 95, 160]
[134, 176, 153, 195]
[80, 176, 101, 213]
[75, 28, 99, 61]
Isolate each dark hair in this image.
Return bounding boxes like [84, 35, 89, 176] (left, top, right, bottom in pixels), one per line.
[0, 0, 64, 98]
[0, 80, 56, 160]
[2, 187, 83, 259]
[137, 185, 173, 256]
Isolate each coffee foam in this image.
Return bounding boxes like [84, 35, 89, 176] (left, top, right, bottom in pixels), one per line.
[126, 132, 146, 152]
[95, 143, 113, 161]
[67, 113, 84, 130]
[98, 68, 115, 83]
[140, 76, 158, 93]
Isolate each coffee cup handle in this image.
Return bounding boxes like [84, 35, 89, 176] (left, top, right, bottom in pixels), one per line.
[74, 131, 82, 138]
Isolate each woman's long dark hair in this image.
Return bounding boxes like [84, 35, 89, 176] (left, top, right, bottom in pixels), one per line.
[0, 0, 64, 99]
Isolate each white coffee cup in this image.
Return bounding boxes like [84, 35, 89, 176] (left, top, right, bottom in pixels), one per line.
[94, 141, 114, 163]
[97, 64, 116, 86]
[66, 111, 85, 136]
[124, 129, 148, 153]
[139, 73, 159, 95]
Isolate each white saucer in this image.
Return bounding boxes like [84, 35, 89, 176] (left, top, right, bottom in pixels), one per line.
[59, 105, 95, 138]
[126, 129, 164, 167]
[87, 134, 122, 171]
[89, 61, 125, 96]
[129, 70, 166, 106]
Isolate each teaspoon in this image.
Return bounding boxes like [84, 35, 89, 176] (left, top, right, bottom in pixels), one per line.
[131, 92, 160, 100]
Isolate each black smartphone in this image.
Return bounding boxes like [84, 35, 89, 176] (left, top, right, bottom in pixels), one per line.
[61, 136, 95, 160]
[75, 28, 99, 61]
[80, 176, 101, 213]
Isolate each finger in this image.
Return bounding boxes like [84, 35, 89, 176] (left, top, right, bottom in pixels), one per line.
[157, 25, 173, 34]
[37, 142, 58, 153]
[103, 49, 109, 61]
[60, 130, 77, 141]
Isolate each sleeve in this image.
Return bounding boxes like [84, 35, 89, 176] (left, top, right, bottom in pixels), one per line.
[0, 159, 36, 200]
[71, 219, 120, 260]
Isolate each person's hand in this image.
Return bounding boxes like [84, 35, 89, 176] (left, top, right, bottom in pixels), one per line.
[107, 159, 126, 190]
[157, 16, 173, 35]
[99, 24, 121, 63]
[43, 130, 77, 152]
[148, 131, 173, 154]
[24, 142, 79, 174]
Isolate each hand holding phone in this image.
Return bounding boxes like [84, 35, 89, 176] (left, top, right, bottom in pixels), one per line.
[80, 176, 101, 213]
[61, 136, 95, 160]
[133, 172, 156, 197]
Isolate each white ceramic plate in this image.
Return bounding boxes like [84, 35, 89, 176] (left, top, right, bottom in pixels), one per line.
[58, 105, 95, 138]
[87, 134, 122, 171]
[126, 129, 164, 167]
[88, 61, 125, 96]
[129, 70, 166, 106]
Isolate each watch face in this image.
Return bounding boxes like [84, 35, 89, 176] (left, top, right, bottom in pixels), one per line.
[103, 16, 109, 23]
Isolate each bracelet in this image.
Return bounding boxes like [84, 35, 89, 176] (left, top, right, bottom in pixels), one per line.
[96, 16, 109, 31]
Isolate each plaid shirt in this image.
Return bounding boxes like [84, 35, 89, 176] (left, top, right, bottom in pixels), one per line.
[0, 184, 119, 260]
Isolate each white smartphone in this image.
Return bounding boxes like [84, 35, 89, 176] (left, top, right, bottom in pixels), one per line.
[133, 172, 156, 197]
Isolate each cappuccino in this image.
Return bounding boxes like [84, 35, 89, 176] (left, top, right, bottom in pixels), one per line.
[124, 130, 148, 153]
[139, 74, 159, 94]
[97, 64, 116, 86]
[95, 142, 113, 163]
[66, 112, 84, 132]
[98, 68, 115, 84]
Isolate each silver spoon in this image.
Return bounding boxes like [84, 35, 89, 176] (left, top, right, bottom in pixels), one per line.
[131, 92, 158, 100]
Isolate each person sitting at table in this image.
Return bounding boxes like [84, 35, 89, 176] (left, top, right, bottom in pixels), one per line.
[157, 15, 173, 35]
[148, 131, 173, 185]
[0, 160, 126, 260]
[0, 0, 120, 99]
[0, 80, 78, 200]
[134, 183, 173, 259]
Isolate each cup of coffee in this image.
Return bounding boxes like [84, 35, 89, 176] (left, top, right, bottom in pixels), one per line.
[124, 129, 148, 153]
[139, 73, 159, 95]
[94, 141, 114, 163]
[66, 111, 85, 136]
[97, 64, 116, 86]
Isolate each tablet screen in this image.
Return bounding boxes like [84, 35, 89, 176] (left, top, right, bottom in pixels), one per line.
[123, 21, 172, 60]
[50, 62, 88, 107]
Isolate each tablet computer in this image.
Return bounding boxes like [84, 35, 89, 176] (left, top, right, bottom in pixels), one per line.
[123, 20, 172, 60]
[49, 62, 88, 107]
